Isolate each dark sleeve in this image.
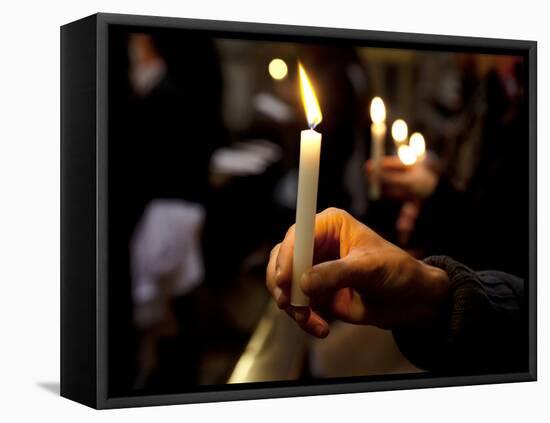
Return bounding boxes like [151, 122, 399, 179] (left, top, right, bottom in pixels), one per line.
[393, 256, 528, 374]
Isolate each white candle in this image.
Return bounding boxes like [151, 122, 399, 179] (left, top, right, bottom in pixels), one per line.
[292, 129, 321, 306]
[369, 97, 387, 200]
[291, 63, 323, 307]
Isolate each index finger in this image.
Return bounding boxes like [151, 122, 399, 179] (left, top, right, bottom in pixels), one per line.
[285, 306, 330, 338]
[266, 243, 289, 308]
[275, 225, 296, 289]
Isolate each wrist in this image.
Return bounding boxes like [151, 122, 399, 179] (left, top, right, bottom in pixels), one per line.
[421, 261, 450, 303]
[415, 260, 450, 326]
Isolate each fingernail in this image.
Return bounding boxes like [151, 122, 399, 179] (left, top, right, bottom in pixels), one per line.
[273, 287, 283, 304]
[314, 325, 328, 338]
[291, 308, 308, 323]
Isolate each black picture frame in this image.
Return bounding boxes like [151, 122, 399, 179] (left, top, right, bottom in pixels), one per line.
[60, 12, 537, 409]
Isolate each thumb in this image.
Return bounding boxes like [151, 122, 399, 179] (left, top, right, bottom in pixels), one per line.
[300, 255, 370, 297]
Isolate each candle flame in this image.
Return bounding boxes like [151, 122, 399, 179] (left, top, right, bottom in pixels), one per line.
[392, 119, 408, 143]
[409, 132, 426, 157]
[370, 97, 386, 124]
[398, 144, 417, 166]
[298, 63, 322, 129]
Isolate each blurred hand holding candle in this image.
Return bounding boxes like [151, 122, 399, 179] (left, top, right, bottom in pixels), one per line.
[291, 63, 323, 307]
[369, 97, 387, 200]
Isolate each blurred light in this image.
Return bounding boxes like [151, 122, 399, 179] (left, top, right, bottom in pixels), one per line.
[391, 119, 408, 143]
[268, 58, 288, 80]
[409, 132, 426, 158]
[298, 62, 322, 129]
[370, 97, 386, 124]
[398, 145, 417, 166]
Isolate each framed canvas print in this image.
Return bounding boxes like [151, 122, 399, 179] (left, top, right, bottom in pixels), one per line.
[60, 13, 537, 409]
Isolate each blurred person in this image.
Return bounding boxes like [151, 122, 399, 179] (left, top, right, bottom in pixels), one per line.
[122, 31, 224, 207]
[266, 208, 527, 374]
[130, 200, 205, 392]
[415, 53, 480, 163]
[365, 55, 528, 278]
[108, 29, 225, 394]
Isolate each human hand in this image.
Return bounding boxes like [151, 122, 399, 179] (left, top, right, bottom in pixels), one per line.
[365, 156, 439, 200]
[266, 208, 449, 338]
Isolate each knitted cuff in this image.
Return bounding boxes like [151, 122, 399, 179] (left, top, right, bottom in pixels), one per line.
[393, 256, 490, 373]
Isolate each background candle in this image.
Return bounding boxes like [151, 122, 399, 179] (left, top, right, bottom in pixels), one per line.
[369, 97, 387, 200]
[291, 64, 323, 307]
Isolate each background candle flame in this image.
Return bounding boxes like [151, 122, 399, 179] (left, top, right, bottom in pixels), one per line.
[409, 132, 426, 157]
[298, 63, 322, 129]
[370, 97, 386, 123]
[391, 119, 408, 143]
[398, 144, 417, 165]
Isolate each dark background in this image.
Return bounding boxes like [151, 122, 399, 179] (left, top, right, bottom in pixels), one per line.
[107, 25, 529, 398]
